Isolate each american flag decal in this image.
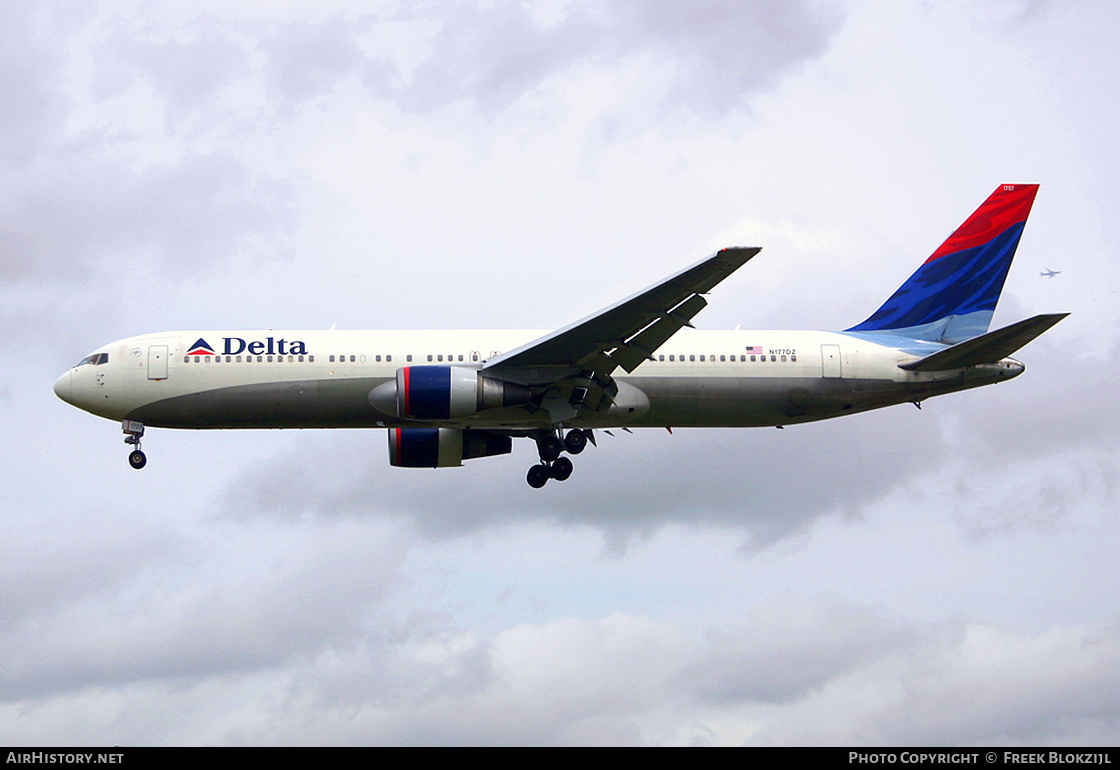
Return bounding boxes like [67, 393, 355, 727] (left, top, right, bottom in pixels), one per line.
[745, 345, 763, 354]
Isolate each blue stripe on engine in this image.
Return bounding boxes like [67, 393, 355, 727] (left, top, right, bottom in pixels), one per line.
[396, 428, 441, 467]
[406, 366, 452, 420]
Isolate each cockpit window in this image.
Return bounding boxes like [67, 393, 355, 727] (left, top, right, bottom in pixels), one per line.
[77, 353, 109, 366]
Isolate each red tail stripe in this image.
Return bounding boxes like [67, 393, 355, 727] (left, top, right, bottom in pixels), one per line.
[926, 184, 1039, 263]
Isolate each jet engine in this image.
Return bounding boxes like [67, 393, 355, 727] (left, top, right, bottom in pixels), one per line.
[369, 366, 531, 420]
[388, 427, 512, 468]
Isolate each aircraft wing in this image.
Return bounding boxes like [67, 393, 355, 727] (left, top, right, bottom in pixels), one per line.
[483, 247, 761, 385]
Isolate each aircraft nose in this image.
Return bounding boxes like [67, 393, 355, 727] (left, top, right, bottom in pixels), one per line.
[53, 370, 73, 404]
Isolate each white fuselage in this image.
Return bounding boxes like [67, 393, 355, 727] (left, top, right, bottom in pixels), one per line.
[54, 328, 1024, 431]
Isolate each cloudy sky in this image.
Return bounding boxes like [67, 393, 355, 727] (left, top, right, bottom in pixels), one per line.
[3, 0, 1119, 746]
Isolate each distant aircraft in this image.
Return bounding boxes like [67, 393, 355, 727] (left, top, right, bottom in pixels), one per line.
[55, 184, 1066, 487]
[1040, 268, 1061, 278]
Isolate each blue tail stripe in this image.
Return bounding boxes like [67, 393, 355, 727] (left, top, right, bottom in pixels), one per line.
[848, 222, 1025, 335]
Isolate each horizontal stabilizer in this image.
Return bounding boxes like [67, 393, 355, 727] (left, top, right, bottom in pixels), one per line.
[899, 313, 1068, 371]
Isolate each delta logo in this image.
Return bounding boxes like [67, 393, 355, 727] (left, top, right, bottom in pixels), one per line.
[187, 338, 217, 356]
[186, 336, 310, 356]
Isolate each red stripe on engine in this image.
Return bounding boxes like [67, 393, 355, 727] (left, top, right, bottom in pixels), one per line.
[402, 367, 411, 417]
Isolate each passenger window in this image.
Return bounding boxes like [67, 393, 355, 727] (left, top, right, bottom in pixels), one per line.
[387, 355, 392, 362]
[350, 355, 355, 362]
[330, 355, 335, 362]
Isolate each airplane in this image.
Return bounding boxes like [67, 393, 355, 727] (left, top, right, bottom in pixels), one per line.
[1040, 268, 1061, 278]
[54, 183, 1066, 488]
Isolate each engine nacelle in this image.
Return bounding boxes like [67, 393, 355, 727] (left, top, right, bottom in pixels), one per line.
[388, 427, 513, 468]
[370, 366, 531, 420]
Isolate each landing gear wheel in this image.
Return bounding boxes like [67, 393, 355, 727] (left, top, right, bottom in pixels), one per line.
[550, 456, 574, 481]
[563, 429, 587, 455]
[527, 464, 550, 488]
[128, 450, 147, 470]
[537, 435, 563, 463]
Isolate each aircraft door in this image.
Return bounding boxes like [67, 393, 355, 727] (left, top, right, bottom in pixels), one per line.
[148, 345, 168, 380]
[821, 344, 841, 378]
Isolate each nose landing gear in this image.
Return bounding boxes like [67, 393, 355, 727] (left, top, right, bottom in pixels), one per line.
[123, 420, 147, 469]
[526, 430, 587, 488]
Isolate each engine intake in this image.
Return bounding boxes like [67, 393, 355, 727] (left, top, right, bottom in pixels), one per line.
[389, 427, 512, 468]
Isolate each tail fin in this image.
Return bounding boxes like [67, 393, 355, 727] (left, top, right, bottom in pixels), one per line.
[847, 184, 1040, 343]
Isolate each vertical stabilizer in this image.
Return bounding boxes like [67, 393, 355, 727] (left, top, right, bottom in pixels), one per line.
[847, 184, 1039, 342]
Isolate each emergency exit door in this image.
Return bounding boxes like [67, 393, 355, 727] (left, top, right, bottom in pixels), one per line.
[821, 344, 841, 378]
[148, 345, 168, 380]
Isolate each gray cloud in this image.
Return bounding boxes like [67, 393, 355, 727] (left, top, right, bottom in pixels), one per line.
[0, 150, 294, 284]
[395, 0, 847, 118]
[244, 2, 846, 119]
[0, 5, 87, 169]
[90, 22, 251, 123]
[0, 520, 403, 700]
[260, 16, 384, 113]
[0, 11, 296, 299]
[683, 597, 915, 704]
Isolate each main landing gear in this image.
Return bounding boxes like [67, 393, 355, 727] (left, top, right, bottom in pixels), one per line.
[123, 419, 147, 469]
[526, 429, 588, 488]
